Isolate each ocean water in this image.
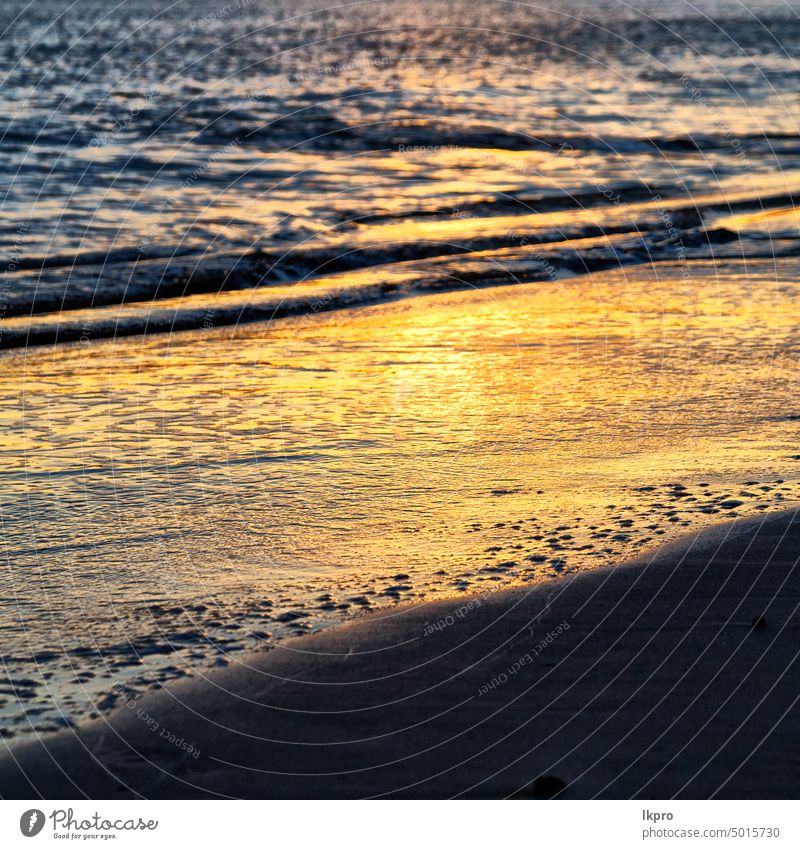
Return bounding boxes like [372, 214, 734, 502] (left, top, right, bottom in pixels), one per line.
[2, 0, 800, 328]
[2, 0, 800, 734]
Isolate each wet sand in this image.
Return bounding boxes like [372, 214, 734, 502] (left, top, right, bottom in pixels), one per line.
[6, 257, 800, 741]
[1, 509, 799, 799]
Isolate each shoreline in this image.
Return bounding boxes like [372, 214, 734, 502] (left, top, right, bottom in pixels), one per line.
[4, 248, 797, 353]
[1, 509, 799, 799]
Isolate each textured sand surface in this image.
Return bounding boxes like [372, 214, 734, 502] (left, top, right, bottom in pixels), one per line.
[1, 510, 799, 799]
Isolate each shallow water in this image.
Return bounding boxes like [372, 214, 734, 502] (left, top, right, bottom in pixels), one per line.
[3, 257, 800, 732]
[3, 0, 800, 733]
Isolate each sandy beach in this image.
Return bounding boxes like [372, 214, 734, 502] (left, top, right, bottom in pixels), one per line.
[5, 0, 800, 828]
[1, 508, 798, 799]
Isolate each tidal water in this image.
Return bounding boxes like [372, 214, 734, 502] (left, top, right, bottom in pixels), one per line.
[2, 0, 800, 734]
